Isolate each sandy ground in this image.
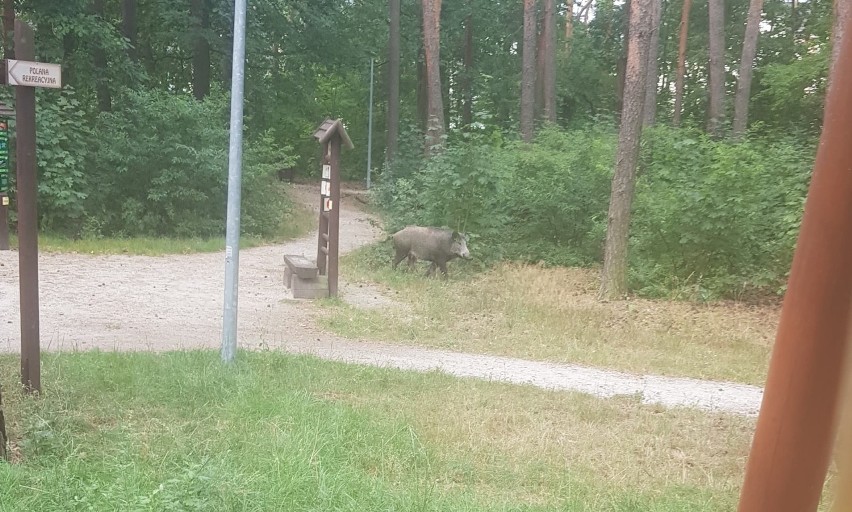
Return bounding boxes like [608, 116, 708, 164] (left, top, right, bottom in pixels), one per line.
[0, 184, 764, 416]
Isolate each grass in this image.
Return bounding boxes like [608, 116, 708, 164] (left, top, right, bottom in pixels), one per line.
[0, 350, 761, 511]
[4, 198, 316, 256]
[319, 243, 777, 386]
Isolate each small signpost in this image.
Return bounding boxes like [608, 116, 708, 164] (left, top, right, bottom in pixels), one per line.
[1, 20, 63, 393]
[313, 118, 353, 298]
[282, 119, 352, 299]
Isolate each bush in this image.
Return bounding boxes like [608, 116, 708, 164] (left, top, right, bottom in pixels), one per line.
[631, 126, 814, 299]
[377, 124, 816, 300]
[85, 89, 294, 238]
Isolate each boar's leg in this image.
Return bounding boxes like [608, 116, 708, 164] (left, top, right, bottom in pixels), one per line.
[438, 261, 449, 278]
[392, 249, 408, 269]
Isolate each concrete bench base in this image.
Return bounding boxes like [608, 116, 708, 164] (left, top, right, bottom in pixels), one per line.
[283, 254, 328, 299]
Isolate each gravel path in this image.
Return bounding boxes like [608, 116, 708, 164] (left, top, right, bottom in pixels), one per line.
[0, 184, 764, 416]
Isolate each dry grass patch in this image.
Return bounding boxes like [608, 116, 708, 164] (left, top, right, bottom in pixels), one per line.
[324, 255, 778, 385]
[320, 368, 757, 508]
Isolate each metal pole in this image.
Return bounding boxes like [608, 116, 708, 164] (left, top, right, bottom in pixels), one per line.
[221, 0, 248, 364]
[736, 16, 852, 511]
[15, 20, 39, 393]
[366, 58, 374, 189]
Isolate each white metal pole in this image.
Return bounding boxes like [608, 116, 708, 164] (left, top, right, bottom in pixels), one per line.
[221, 0, 248, 363]
[367, 58, 374, 189]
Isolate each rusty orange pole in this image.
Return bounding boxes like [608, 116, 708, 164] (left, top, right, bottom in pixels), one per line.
[736, 15, 852, 512]
[832, 369, 852, 512]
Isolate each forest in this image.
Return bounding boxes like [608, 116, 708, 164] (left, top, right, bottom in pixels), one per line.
[0, 0, 835, 300]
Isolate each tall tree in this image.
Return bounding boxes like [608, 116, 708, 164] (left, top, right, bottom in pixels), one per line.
[706, 0, 725, 137]
[565, 0, 574, 54]
[542, 0, 557, 123]
[731, 0, 764, 139]
[92, 0, 112, 112]
[2, 0, 12, 59]
[642, 0, 662, 126]
[190, 0, 211, 101]
[121, 0, 137, 61]
[599, 0, 652, 300]
[461, 6, 474, 127]
[521, 0, 536, 142]
[672, 0, 692, 127]
[422, 0, 444, 152]
[387, 0, 400, 164]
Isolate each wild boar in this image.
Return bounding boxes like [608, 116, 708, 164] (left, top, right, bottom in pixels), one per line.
[391, 226, 471, 278]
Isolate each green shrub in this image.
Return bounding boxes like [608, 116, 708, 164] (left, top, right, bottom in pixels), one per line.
[85, 89, 295, 238]
[377, 124, 816, 300]
[631, 126, 814, 299]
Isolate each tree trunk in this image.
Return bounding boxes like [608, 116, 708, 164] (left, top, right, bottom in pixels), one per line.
[2, 0, 13, 59]
[191, 0, 211, 101]
[599, 0, 652, 300]
[672, 0, 692, 127]
[521, 0, 536, 142]
[422, 0, 444, 153]
[387, 0, 400, 164]
[565, 1, 574, 53]
[642, 0, 662, 127]
[536, 26, 545, 120]
[92, 0, 112, 112]
[121, 0, 137, 60]
[462, 9, 474, 127]
[417, 45, 428, 132]
[731, 0, 764, 140]
[542, 0, 557, 123]
[615, 0, 632, 113]
[706, 0, 725, 137]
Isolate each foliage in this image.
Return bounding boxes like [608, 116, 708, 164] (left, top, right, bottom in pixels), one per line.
[89, 89, 230, 237]
[631, 126, 814, 299]
[76, 89, 295, 238]
[34, 88, 93, 233]
[379, 124, 815, 300]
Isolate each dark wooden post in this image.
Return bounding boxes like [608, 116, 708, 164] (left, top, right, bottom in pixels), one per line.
[15, 20, 40, 393]
[736, 14, 852, 512]
[316, 142, 329, 276]
[327, 134, 341, 297]
[0, 385, 7, 461]
[313, 119, 353, 298]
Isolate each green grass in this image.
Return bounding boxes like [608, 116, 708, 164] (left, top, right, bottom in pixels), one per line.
[4, 203, 315, 256]
[0, 351, 760, 511]
[319, 243, 776, 386]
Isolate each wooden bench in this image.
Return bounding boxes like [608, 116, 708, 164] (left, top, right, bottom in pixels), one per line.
[283, 255, 328, 299]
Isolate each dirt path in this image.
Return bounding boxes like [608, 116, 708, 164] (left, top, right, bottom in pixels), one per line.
[0, 184, 764, 416]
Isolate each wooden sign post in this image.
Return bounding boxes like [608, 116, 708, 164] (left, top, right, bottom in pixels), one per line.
[312, 119, 353, 298]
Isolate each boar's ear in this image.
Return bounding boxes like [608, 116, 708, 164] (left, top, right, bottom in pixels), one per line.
[452, 230, 461, 241]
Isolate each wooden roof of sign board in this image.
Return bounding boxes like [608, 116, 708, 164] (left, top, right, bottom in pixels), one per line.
[312, 118, 354, 150]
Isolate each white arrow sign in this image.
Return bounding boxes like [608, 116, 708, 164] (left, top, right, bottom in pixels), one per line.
[7, 59, 62, 89]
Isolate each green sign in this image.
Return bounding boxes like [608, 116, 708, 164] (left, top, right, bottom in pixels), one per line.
[0, 120, 8, 194]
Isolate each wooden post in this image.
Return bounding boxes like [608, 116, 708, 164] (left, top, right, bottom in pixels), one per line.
[312, 119, 353, 298]
[736, 15, 852, 511]
[327, 134, 341, 297]
[14, 20, 40, 394]
[316, 142, 329, 276]
[0, 384, 7, 461]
